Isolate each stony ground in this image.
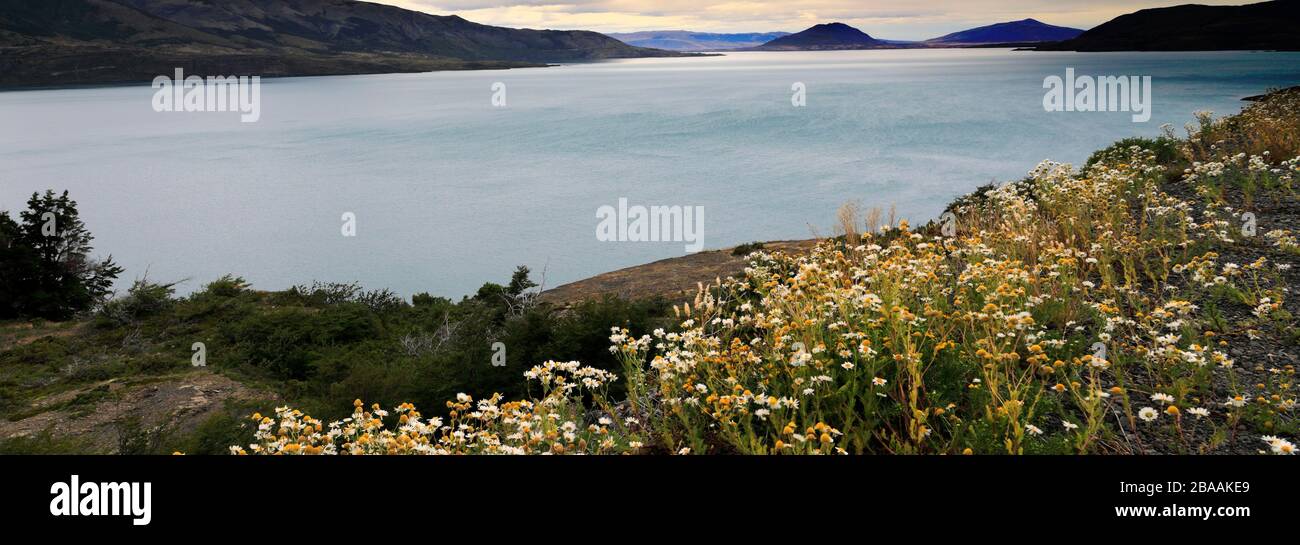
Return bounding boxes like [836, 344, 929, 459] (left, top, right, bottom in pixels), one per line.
[0, 368, 271, 453]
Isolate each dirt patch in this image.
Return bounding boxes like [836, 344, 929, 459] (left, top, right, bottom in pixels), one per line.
[541, 240, 819, 305]
[0, 369, 273, 453]
[0, 321, 82, 348]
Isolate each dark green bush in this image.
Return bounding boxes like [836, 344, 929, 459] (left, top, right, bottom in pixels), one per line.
[201, 275, 249, 298]
[1, 266, 679, 450]
[96, 279, 177, 327]
[1085, 136, 1182, 171]
[0, 190, 122, 320]
[165, 402, 261, 455]
[732, 242, 766, 256]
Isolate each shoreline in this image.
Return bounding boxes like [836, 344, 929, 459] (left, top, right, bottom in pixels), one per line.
[7, 46, 1295, 92]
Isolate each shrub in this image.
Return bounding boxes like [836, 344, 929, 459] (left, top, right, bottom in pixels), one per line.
[732, 242, 766, 256]
[165, 403, 260, 455]
[0, 190, 122, 320]
[1084, 136, 1182, 171]
[96, 279, 177, 327]
[201, 275, 249, 298]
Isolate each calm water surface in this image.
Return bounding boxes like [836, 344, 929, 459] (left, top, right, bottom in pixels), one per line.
[2, 49, 1298, 297]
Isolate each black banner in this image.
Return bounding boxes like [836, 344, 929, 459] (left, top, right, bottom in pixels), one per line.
[0, 455, 1290, 536]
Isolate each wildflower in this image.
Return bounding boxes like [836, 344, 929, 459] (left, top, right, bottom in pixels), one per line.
[1187, 407, 1210, 418]
[1025, 424, 1043, 436]
[872, 377, 887, 387]
[1262, 436, 1296, 455]
[1138, 407, 1160, 422]
[1151, 393, 1174, 405]
[1062, 421, 1079, 431]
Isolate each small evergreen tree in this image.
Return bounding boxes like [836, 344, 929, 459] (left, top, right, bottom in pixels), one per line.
[0, 211, 30, 318]
[506, 265, 538, 297]
[0, 190, 122, 320]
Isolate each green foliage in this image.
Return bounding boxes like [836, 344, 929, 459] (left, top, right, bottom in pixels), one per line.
[0, 190, 122, 320]
[0, 264, 677, 434]
[96, 279, 178, 327]
[946, 178, 1039, 213]
[164, 402, 261, 455]
[115, 414, 165, 455]
[284, 280, 408, 314]
[202, 275, 249, 298]
[732, 242, 766, 256]
[0, 430, 92, 455]
[506, 266, 537, 296]
[1085, 136, 1182, 171]
[411, 292, 447, 308]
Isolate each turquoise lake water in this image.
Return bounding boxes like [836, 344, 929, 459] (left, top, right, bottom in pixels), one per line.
[2, 49, 1299, 297]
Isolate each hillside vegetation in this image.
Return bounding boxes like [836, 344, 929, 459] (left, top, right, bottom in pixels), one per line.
[0, 271, 671, 453]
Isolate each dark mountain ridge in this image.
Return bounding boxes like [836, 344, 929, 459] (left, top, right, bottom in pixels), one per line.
[1039, 1, 1300, 51]
[925, 18, 1083, 44]
[754, 22, 896, 50]
[0, 0, 683, 87]
[751, 19, 1083, 51]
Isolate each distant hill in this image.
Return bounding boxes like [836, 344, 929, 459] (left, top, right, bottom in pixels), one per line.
[0, 0, 683, 87]
[608, 31, 788, 51]
[754, 22, 896, 50]
[1040, 0, 1300, 51]
[925, 18, 1083, 45]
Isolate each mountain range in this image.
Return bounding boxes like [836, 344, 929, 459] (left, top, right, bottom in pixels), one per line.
[925, 18, 1083, 45]
[753, 22, 894, 50]
[635, 2, 1298, 53]
[619, 19, 1083, 51]
[3, 0, 1297, 88]
[0, 0, 682, 87]
[1040, 0, 1300, 51]
[751, 19, 1085, 51]
[606, 31, 787, 51]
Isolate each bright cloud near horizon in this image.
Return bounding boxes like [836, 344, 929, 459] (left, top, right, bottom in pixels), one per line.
[373, 0, 1249, 39]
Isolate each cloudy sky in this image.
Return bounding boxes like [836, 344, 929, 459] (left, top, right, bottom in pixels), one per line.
[373, 0, 1248, 39]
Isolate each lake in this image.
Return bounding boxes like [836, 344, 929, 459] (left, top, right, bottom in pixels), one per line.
[2, 49, 1298, 298]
